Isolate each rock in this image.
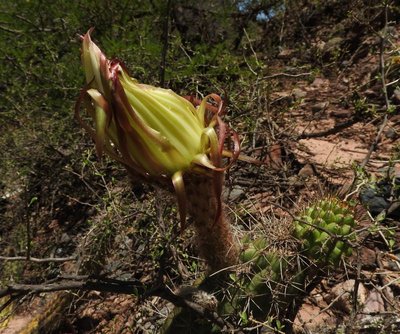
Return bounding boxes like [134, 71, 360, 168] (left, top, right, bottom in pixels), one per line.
[331, 109, 351, 118]
[60, 233, 71, 243]
[384, 127, 397, 139]
[277, 48, 296, 59]
[324, 37, 344, 52]
[392, 88, 400, 104]
[311, 102, 329, 113]
[294, 302, 336, 333]
[362, 290, 385, 313]
[296, 138, 368, 169]
[359, 247, 377, 269]
[328, 279, 367, 314]
[359, 187, 390, 216]
[292, 88, 307, 99]
[225, 186, 245, 202]
[298, 164, 315, 178]
[311, 77, 329, 89]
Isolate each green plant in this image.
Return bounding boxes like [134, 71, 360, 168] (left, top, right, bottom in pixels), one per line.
[163, 197, 357, 333]
[293, 198, 356, 265]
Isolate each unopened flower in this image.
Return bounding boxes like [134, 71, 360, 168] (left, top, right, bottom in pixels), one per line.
[75, 29, 239, 229]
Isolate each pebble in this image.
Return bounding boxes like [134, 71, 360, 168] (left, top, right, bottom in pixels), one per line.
[330, 109, 351, 118]
[60, 233, 71, 243]
[294, 302, 335, 333]
[362, 290, 385, 313]
[311, 78, 329, 88]
[292, 88, 307, 99]
[392, 88, 400, 104]
[359, 247, 377, 269]
[311, 102, 329, 113]
[384, 127, 397, 139]
[328, 279, 367, 313]
[277, 48, 296, 59]
[226, 186, 245, 202]
[298, 164, 315, 178]
[359, 187, 390, 216]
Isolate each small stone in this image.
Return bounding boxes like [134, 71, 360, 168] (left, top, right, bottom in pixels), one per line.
[292, 88, 307, 99]
[392, 88, 400, 104]
[359, 247, 377, 269]
[311, 102, 329, 113]
[277, 48, 296, 59]
[359, 187, 390, 216]
[331, 109, 351, 118]
[226, 186, 245, 202]
[362, 290, 385, 313]
[311, 78, 329, 88]
[294, 302, 335, 333]
[60, 233, 71, 243]
[384, 127, 397, 139]
[298, 164, 315, 178]
[329, 279, 367, 313]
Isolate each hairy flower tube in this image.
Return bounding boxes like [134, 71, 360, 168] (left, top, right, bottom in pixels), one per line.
[75, 30, 240, 232]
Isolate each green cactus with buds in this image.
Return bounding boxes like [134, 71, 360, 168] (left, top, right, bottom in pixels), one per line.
[163, 197, 357, 333]
[227, 198, 357, 324]
[293, 198, 356, 266]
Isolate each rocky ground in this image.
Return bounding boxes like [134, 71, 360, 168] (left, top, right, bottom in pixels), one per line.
[1, 6, 400, 334]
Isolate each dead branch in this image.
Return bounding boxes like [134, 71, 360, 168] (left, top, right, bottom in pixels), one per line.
[262, 72, 312, 80]
[0, 276, 146, 299]
[0, 256, 76, 263]
[0, 275, 240, 332]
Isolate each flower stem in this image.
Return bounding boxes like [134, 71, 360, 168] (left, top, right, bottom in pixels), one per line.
[185, 174, 238, 272]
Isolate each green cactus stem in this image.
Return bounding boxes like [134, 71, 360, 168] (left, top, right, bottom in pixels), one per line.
[293, 198, 356, 266]
[163, 197, 357, 333]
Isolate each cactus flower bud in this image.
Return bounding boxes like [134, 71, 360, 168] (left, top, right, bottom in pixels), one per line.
[75, 29, 239, 229]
